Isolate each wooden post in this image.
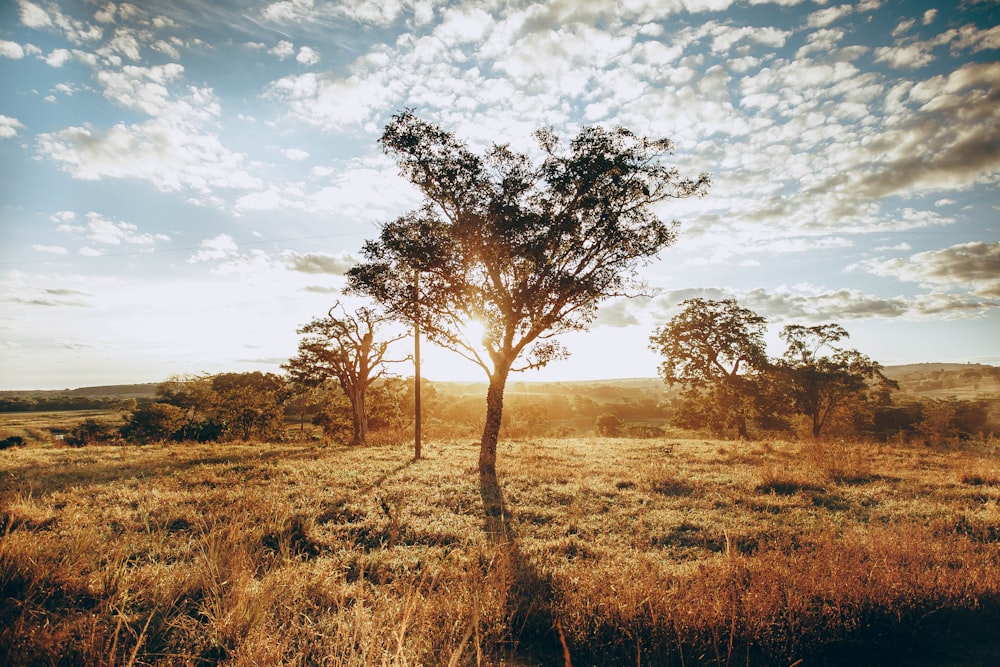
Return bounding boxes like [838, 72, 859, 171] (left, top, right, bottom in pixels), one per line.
[413, 270, 422, 460]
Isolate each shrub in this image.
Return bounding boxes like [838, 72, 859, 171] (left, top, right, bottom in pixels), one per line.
[64, 419, 119, 447]
[595, 413, 623, 437]
[0, 435, 25, 450]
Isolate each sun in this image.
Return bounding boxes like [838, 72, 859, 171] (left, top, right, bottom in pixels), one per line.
[460, 317, 488, 348]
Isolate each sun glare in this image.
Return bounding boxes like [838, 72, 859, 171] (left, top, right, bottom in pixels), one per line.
[460, 318, 488, 348]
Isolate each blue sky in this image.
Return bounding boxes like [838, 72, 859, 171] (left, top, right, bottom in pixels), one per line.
[1, 0, 998, 390]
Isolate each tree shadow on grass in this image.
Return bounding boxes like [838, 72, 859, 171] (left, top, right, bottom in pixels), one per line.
[479, 471, 569, 666]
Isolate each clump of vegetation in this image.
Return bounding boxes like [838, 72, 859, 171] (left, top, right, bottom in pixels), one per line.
[3, 435, 999, 665]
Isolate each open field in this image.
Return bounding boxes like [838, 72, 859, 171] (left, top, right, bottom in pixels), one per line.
[3, 432, 1000, 666]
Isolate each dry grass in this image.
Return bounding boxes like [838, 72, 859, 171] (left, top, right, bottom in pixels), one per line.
[2, 434, 1000, 666]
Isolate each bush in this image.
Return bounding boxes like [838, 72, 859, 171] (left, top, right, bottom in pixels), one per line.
[64, 419, 119, 447]
[595, 413, 623, 437]
[0, 435, 25, 450]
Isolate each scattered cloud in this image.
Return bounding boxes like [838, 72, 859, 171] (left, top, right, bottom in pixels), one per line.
[296, 45, 319, 65]
[282, 148, 310, 160]
[0, 40, 27, 59]
[856, 242, 1000, 298]
[17, 0, 52, 29]
[269, 39, 294, 59]
[282, 251, 357, 275]
[32, 244, 69, 255]
[188, 234, 239, 263]
[55, 211, 170, 248]
[0, 115, 25, 138]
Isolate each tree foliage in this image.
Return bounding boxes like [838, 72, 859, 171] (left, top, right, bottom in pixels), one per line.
[149, 372, 290, 442]
[778, 324, 898, 438]
[284, 303, 407, 445]
[649, 298, 768, 437]
[347, 110, 709, 474]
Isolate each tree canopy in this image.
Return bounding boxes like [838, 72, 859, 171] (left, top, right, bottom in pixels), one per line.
[284, 302, 406, 446]
[778, 324, 898, 438]
[347, 109, 710, 475]
[649, 298, 769, 437]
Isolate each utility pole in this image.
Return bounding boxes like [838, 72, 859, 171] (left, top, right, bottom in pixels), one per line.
[413, 269, 422, 460]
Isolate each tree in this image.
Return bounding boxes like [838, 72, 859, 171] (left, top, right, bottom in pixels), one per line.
[155, 372, 289, 442]
[122, 402, 186, 443]
[210, 372, 290, 442]
[347, 110, 709, 475]
[649, 298, 768, 438]
[778, 324, 897, 438]
[284, 302, 407, 446]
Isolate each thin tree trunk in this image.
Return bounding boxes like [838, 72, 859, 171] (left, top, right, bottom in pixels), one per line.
[479, 365, 509, 476]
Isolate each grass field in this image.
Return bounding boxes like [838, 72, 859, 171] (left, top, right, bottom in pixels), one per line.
[2, 429, 1000, 666]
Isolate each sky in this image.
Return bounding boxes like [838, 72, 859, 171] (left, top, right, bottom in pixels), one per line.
[1, 0, 998, 391]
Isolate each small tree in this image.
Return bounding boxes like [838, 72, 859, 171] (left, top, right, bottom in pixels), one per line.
[347, 110, 709, 475]
[284, 302, 407, 446]
[649, 298, 768, 438]
[778, 324, 897, 439]
[122, 402, 186, 443]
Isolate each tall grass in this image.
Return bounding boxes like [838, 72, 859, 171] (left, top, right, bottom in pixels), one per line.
[2, 436, 999, 665]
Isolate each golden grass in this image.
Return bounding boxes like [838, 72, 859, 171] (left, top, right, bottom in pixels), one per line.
[2, 435, 1000, 665]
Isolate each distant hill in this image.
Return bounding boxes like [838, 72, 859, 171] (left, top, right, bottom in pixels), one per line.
[0, 383, 159, 400]
[2, 364, 997, 403]
[883, 363, 1000, 400]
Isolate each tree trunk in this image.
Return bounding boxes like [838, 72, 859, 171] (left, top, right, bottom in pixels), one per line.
[479, 365, 510, 476]
[350, 386, 368, 446]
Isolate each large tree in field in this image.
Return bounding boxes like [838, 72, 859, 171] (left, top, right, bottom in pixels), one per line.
[778, 323, 898, 438]
[347, 110, 710, 475]
[284, 302, 407, 446]
[649, 298, 768, 438]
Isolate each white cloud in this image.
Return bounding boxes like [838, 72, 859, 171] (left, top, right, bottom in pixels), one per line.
[807, 4, 853, 28]
[37, 62, 261, 195]
[282, 148, 310, 160]
[56, 211, 170, 247]
[270, 39, 295, 59]
[296, 45, 319, 65]
[262, 0, 315, 23]
[152, 39, 180, 60]
[32, 245, 69, 255]
[17, 0, 52, 28]
[96, 63, 187, 115]
[266, 69, 401, 132]
[922, 9, 938, 26]
[188, 234, 239, 263]
[892, 18, 916, 37]
[45, 47, 73, 66]
[0, 115, 25, 139]
[874, 44, 934, 69]
[0, 40, 26, 58]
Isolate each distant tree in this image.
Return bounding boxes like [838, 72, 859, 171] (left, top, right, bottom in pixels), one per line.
[778, 324, 897, 439]
[155, 372, 289, 442]
[211, 372, 290, 442]
[596, 413, 624, 437]
[649, 298, 769, 438]
[157, 374, 220, 440]
[122, 402, 186, 444]
[347, 109, 710, 475]
[284, 302, 408, 446]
